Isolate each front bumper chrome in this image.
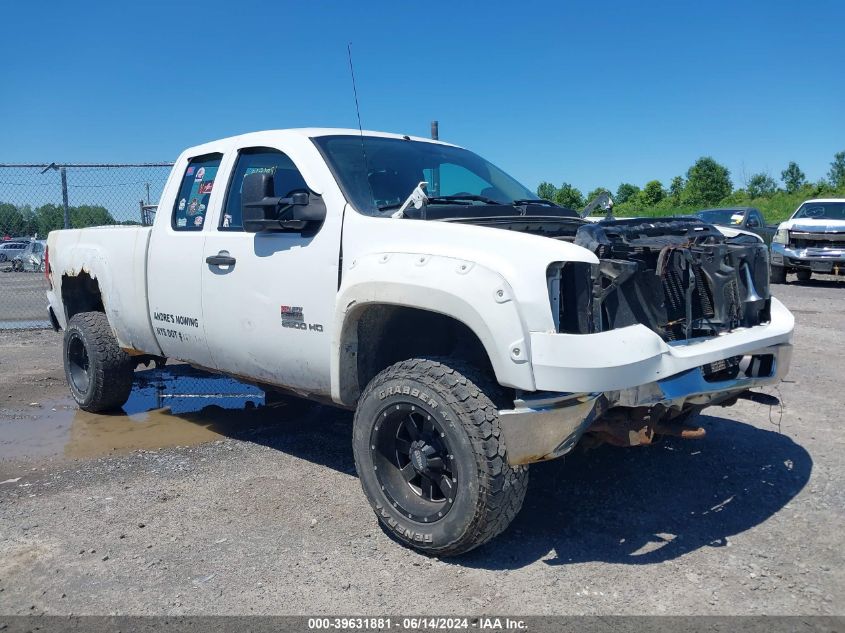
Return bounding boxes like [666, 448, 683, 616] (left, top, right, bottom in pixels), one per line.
[771, 242, 845, 268]
[499, 340, 792, 466]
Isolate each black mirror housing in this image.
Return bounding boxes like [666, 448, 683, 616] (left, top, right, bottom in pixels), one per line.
[241, 173, 326, 233]
[242, 172, 277, 232]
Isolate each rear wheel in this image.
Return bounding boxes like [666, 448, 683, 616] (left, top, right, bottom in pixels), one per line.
[63, 311, 134, 412]
[796, 269, 812, 282]
[770, 264, 787, 284]
[352, 358, 528, 556]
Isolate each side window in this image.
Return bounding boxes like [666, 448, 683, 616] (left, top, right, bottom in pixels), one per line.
[747, 213, 761, 228]
[221, 147, 308, 230]
[172, 154, 223, 231]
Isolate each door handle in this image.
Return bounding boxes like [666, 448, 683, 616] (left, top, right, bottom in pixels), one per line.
[206, 251, 236, 266]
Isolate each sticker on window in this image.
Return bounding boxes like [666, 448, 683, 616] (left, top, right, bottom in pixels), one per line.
[173, 155, 221, 230]
[245, 166, 277, 177]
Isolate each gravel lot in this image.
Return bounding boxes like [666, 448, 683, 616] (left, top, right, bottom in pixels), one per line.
[0, 277, 842, 616]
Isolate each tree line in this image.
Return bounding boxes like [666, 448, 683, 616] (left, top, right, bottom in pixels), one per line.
[0, 203, 138, 238]
[537, 151, 845, 222]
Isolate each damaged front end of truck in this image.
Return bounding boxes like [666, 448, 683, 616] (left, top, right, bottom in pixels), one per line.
[559, 218, 771, 342]
[499, 217, 792, 465]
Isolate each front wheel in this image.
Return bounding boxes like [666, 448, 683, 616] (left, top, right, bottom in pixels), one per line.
[352, 358, 528, 556]
[63, 311, 134, 412]
[770, 264, 787, 284]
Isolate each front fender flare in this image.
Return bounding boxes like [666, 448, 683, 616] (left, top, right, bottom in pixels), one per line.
[332, 253, 537, 405]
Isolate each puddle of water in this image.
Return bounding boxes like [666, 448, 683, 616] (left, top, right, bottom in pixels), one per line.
[0, 365, 298, 460]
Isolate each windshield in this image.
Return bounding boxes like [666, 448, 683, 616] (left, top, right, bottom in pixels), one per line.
[696, 209, 745, 225]
[312, 135, 538, 215]
[793, 202, 845, 221]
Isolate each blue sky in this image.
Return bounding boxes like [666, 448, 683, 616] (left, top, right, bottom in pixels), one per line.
[1, 0, 843, 196]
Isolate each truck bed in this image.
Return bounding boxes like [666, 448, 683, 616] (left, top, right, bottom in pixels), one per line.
[47, 225, 161, 357]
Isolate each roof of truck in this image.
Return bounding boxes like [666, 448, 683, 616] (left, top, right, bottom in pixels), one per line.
[204, 128, 461, 148]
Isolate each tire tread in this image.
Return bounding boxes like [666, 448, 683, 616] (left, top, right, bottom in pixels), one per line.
[355, 357, 528, 556]
[65, 311, 133, 412]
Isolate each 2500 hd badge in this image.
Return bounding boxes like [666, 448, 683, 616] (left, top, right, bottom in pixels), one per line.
[281, 305, 323, 332]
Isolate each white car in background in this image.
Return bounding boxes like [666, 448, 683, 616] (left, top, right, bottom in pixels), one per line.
[12, 239, 46, 272]
[0, 240, 28, 263]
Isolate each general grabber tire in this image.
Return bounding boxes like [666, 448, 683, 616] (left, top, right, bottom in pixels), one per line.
[352, 358, 528, 556]
[770, 264, 787, 284]
[63, 311, 134, 412]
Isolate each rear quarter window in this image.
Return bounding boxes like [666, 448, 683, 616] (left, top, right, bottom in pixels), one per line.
[172, 154, 223, 231]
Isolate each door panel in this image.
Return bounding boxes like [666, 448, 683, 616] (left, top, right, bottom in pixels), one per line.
[147, 154, 223, 368]
[200, 147, 341, 395]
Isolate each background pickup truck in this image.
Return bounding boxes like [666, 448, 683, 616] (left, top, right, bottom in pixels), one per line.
[695, 207, 777, 244]
[45, 128, 794, 555]
[770, 198, 845, 283]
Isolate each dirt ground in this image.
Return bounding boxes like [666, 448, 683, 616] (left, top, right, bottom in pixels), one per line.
[0, 277, 843, 616]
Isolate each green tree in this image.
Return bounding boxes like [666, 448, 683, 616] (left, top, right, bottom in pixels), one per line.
[615, 183, 640, 204]
[0, 203, 25, 237]
[17, 205, 37, 236]
[536, 182, 557, 201]
[72, 205, 115, 228]
[553, 183, 584, 209]
[780, 161, 806, 193]
[669, 176, 685, 201]
[828, 151, 845, 188]
[34, 204, 64, 237]
[746, 172, 777, 198]
[682, 157, 732, 206]
[641, 180, 665, 206]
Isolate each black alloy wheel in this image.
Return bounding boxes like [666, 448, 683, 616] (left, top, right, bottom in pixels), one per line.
[371, 402, 458, 523]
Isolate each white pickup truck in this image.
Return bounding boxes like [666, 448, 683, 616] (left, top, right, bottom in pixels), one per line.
[46, 129, 794, 555]
[770, 198, 845, 282]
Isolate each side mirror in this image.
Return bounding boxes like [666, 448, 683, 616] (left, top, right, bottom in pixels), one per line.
[242, 172, 276, 232]
[242, 172, 326, 233]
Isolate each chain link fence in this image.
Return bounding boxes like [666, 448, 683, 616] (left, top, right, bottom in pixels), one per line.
[0, 163, 172, 328]
[0, 163, 280, 412]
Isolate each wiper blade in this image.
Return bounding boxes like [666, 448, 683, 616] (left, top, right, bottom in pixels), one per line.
[512, 199, 558, 207]
[427, 195, 502, 205]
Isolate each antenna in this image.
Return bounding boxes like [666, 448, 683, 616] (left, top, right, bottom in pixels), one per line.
[348, 43, 365, 139]
[347, 43, 376, 209]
